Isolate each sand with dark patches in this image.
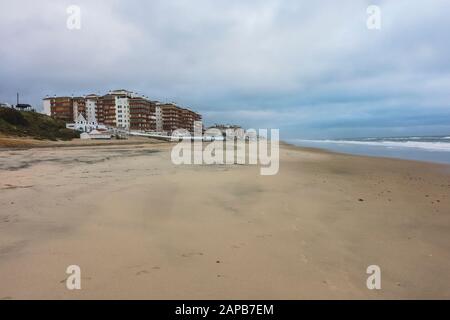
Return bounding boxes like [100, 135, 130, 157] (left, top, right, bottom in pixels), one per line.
[0, 141, 449, 299]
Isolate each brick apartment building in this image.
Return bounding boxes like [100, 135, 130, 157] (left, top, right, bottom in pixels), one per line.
[97, 90, 157, 130]
[72, 97, 86, 122]
[95, 94, 115, 127]
[158, 103, 202, 133]
[43, 96, 75, 123]
[129, 97, 156, 131]
[159, 103, 182, 132]
[180, 107, 202, 132]
[43, 90, 201, 133]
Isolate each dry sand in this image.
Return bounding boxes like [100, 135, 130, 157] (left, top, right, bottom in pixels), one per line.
[0, 140, 449, 299]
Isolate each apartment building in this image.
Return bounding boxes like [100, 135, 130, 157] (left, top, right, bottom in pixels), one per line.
[155, 104, 163, 132]
[159, 103, 181, 133]
[43, 96, 87, 123]
[158, 103, 202, 133]
[43, 90, 202, 133]
[85, 94, 99, 125]
[180, 107, 202, 133]
[129, 97, 156, 131]
[96, 94, 119, 128]
[43, 96, 75, 122]
[72, 97, 86, 122]
[42, 97, 51, 116]
[112, 91, 131, 130]
[97, 89, 154, 130]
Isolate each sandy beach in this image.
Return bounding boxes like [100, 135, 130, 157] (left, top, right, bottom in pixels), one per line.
[0, 139, 449, 299]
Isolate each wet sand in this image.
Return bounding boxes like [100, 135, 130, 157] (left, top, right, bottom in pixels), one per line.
[0, 141, 449, 299]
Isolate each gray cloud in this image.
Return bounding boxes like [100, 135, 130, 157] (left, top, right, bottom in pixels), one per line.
[1, 0, 449, 138]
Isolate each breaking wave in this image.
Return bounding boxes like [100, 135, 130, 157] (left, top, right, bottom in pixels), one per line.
[293, 139, 450, 152]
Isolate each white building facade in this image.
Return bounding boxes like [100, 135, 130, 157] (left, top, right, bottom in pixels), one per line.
[66, 113, 106, 133]
[42, 98, 51, 116]
[85, 95, 98, 125]
[155, 105, 163, 132]
[115, 95, 130, 130]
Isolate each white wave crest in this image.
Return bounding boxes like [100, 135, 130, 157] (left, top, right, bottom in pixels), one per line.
[293, 139, 450, 152]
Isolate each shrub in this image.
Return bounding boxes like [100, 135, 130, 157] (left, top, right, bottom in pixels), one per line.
[0, 106, 80, 141]
[0, 108, 29, 126]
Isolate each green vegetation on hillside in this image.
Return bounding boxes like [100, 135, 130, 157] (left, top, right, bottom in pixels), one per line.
[0, 107, 79, 141]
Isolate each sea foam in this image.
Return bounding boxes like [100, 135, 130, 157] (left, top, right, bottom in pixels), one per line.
[293, 139, 450, 152]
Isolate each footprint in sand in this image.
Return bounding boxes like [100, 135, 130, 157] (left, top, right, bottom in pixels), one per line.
[232, 242, 246, 249]
[3, 184, 33, 190]
[181, 252, 204, 258]
[136, 270, 149, 276]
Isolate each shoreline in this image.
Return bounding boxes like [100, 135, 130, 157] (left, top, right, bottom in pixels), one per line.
[3, 135, 450, 169]
[282, 141, 450, 169]
[285, 140, 450, 166]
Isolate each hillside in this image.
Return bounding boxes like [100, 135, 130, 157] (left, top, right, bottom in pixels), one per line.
[0, 107, 79, 141]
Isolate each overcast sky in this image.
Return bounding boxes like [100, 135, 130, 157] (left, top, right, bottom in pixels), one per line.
[1, 0, 449, 138]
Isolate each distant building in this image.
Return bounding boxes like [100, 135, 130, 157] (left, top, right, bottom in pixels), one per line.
[155, 104, 164, 132]
[16, 104, 33, 111]
[180, 107, 202, 133]
[96, 94, 115, 128]
[66, 113, 106, 133]
[208, 124, 242, 135]
[42, 90, 202, 133]
[66, 113, 88, 132]
[42, 98, 51, 115]
[72, 97, 86, 122]
[97, 90, 132, 129]
[46, 96, 74, 122]
[160, 103, 181, 133]
[158, 102, 202, 133]
[92, 89, 156, 131]
[80, 130, 112, 140]
[129, 96, 156, 131]
[85, 94, 98, 125]
[0, 102, 13, 108]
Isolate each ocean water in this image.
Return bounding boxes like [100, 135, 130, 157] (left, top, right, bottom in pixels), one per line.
[289, 136, 450, 164]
